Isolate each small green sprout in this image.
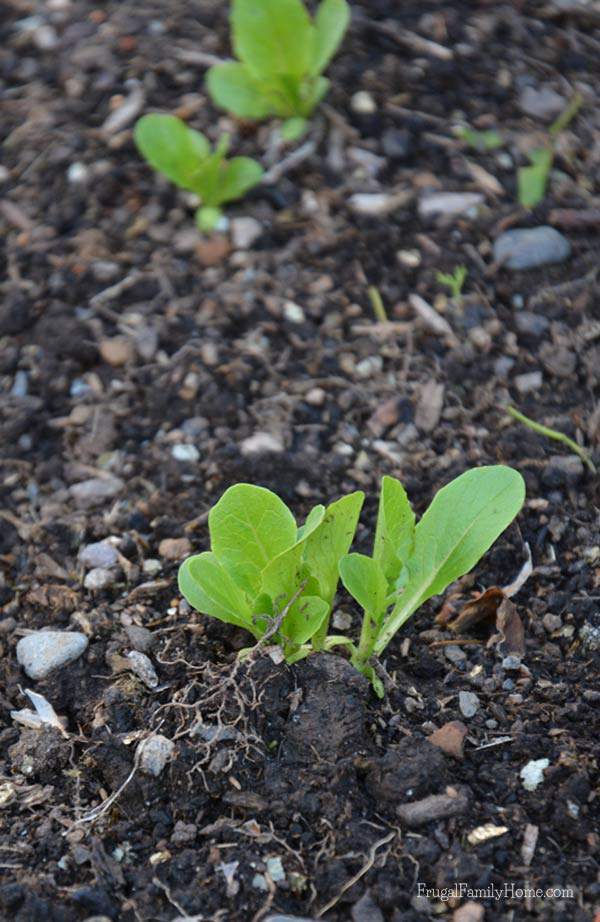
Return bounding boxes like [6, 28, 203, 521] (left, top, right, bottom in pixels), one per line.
[505, 405, 596, 474]
[207, 0, 350, 141]
[436, 265, 468, 302]
[456, 125, 503, 152]
[518, 93, 583, 209]
[134, 114, 264, 232]
[178, 467, 525, 695]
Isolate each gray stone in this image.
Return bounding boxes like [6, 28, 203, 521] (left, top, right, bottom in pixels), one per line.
[240, 432, 284, 455]
[514, 312, 550, 338]
[493, 226, 571, 270]
[231, 217, 262, 250]
[445, 645, 467, 666]
[382, 128, 412, 160]
[125, 625, 154, 653]
[514, 370, 543, 394]
[17, 631, 88, 680]
[126, 651, 158, 689]
[138, 735, 175, 776]
[542, 613, 562, 633]
[70, 476, 124, 509]
[502, 655, 522, 671]
[458, 691, 480, 718]
[171, 443, 200, 462]
[542, 454, 584, 488]
[79, 541, 119, 570]
[418, 191, 483, 220]
[519, 86, 566, 122]
[84, 567, 116, 591]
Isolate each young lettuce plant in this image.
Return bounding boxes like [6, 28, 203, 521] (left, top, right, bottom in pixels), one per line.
[134, 114, 263, 232]
[178, 484, 363, 659]
[339, 466, 525, 693]
[178, 466, 525, 695]
[207, 0, 350, 140]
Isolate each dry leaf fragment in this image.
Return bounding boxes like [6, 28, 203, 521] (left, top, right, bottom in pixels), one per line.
[494, 597, 525, 657]
[467, 822, 509, 845]
[11, 689, 68, 737]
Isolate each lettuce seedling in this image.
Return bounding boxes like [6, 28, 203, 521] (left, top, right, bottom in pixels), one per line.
[178, 484, 363, 658]
[339, 466, 525, 692]
[178, 466, 525, 694]
[134, 114, 263, 232]
[207, 0, 350, 140]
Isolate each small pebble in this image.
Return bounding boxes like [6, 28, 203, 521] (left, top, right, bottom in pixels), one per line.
[143, 558, 162, 575]
[519, 85, 566, 122]
[170, 821, 197, 846]
[458, 691, 480, 718]
[305, 387, 326, 407]
[138, 735, 175, 776]
[67, 162, 89, 184]
[351, 91, 376, 114]
[349, 192, 407, 217]
[171, 443, 200, 462]
[445, 645, 467, 666]
[514, 312, 550, 338]
[418, 192, 483, 220]
[230, 216, 262, 249]
[520, 758, 549, 791]
[382, 128, 412, 160]
[397, 248, 421, 268]
[99, 336, 134, 367]
[240, 432, 284, 455]
[542, 455, 584, 488]
[84, 567, 116, 591]
[127, 650, 158, 688]
[501, 655, 522, 671]
[514, 371, 543, 394]
[282, 301, 305, 324]
[79, 541, 119, 570]
[17, 631, 88, 680]
[493, 226, 571, 270]
[158, 537, 191, 561]
[125, 626, 154, 653]
[70, 476, 124, 509]
[542, 613, 562, 633]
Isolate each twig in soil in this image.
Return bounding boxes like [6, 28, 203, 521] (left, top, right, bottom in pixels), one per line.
[316, 829, 396, 916]
[505, 406, 596, 473]
[261, 139, 316, 184]
[67, 747, 142, 831]
[89, 269, 144, 308]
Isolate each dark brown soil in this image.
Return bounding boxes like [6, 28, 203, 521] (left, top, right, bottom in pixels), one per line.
[1, 1, 599, 920]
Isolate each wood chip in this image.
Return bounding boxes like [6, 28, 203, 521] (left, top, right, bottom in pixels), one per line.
[409, 293, 456, 341]
[415, 380, 445, 433]
[521, 823, 539, 866]
[397, 785, 470, 827]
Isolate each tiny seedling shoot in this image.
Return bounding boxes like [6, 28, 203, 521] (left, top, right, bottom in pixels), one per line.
[134, 114, 263, 232]
[179, 466, 525, 695]
[207, 0, 350, 140]
[436, 265, 468, 302]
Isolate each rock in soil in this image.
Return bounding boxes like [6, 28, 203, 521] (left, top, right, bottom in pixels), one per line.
[361, 737, 448, 804]
[16, 630, 89, 679]
[493, 226, 571, 269]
